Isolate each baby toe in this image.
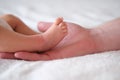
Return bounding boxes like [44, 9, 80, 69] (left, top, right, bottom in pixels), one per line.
[55, 17, 63, 25]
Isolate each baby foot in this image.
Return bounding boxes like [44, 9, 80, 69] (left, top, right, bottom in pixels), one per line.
[41, 17, 68, 51]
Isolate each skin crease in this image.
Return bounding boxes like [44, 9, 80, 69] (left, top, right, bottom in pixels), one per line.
[0, 18, 120, 61]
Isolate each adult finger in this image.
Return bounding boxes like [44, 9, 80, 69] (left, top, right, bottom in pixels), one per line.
[15, 52, 53, 61]
[0, 52, 16, 59]
[37, 22, 52, 32]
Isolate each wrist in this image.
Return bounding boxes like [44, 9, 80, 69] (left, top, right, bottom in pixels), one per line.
[90, 28, 108, 52]
[90, 27, 120, 52]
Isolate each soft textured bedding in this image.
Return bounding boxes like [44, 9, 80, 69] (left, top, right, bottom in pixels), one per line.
[0, 0, 120, 80]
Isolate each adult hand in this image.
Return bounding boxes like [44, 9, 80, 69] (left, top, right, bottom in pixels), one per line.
[0, 22, 97, 61]
[14, 22, 97, 61]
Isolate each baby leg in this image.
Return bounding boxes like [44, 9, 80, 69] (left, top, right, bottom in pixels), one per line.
[0, 14, 39, 35]
[0, 14, 43, 52]
[0, 21, 35, 52]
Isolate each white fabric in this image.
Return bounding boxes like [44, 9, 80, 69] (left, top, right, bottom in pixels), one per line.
[0, 0, 120, 80]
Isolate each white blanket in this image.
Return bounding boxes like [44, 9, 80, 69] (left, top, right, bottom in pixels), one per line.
[0, 0, 120, 80]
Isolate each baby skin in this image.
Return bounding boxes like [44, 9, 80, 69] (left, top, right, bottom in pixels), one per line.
[0, 14, 67, 52]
